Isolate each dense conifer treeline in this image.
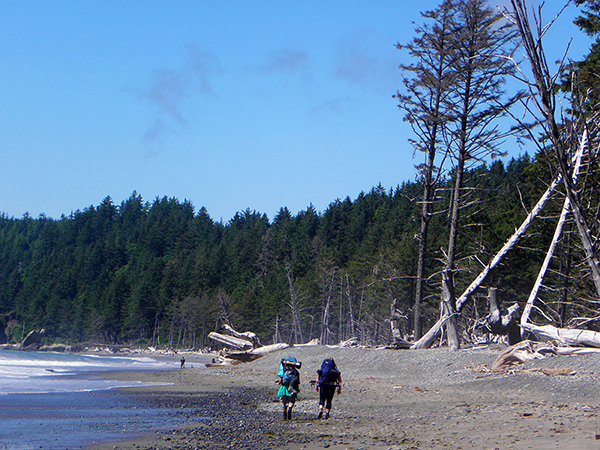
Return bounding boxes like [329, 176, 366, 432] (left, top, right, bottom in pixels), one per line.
[2, 155, 576, 348]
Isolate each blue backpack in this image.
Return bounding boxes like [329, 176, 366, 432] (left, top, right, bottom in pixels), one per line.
[280, 357, 301, 391]
[318, 358, 340, 384]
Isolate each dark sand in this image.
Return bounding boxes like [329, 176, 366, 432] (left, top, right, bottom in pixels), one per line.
[85, 345, 600, 450]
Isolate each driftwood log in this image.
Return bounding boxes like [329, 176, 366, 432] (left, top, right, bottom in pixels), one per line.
[222, 324, 261, 348]
[294, 338, 320, 347]
[208, 331, 255, 351]
[492, 339, 600, 372]
[521, 323, 600, 348]
[491, 340, 557, 371]
[208, 324, 290, 365]
[222, 343, 290, 363]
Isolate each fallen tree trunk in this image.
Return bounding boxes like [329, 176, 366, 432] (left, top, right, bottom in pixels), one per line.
[333, 337, 359, 348]
[521, 128, 586, 333]
[246, 342, 289, 356]
[221, 343, 290, 363]
[208, 332, 254, 351]
[209, 323, 291, 365]
[521, 323, 600, 348]
[294, 338, 320, 347]
[222, 324, 261, 348]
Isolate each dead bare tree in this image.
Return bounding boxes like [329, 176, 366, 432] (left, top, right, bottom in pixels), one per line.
[507, 0, 600, 295]
[395, 0, 455, 340]
[285, 262, 304, 345]
[345, 273, 357, 338]
[440, 0, 520, 350]
[318, 259, 337, 345]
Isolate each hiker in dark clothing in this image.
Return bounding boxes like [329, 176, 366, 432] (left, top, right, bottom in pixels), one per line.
[315, 357, 342, 419]
[180, 357, 185, 369]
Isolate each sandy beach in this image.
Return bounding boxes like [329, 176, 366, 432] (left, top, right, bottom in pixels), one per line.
[85, 345, 600, 450]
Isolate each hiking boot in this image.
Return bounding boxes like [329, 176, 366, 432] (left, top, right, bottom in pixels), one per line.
[283, 411, 288, 420]
[288, 410, 293, 420]
[324, 412, 330, 419]
[317, 411, 323, 419]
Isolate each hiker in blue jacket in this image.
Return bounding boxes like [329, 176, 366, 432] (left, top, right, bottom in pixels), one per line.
[277, 356, 301, 420]
[315, 357, 342, 419]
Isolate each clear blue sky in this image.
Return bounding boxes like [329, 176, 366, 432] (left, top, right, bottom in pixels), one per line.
[0, 1, 591, 222]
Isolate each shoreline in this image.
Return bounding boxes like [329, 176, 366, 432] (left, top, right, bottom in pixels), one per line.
[84, 345, 600, 450]
[0, 349, 217, 450]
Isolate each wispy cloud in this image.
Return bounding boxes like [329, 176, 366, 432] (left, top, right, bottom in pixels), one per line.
[143, 118, 170, 145]
[249, 48, 314, 91]
[334, 30, 398, 93]
[310, 97, 355, 117]
[186, 45, 223, 98]
[259, 48, 310, 74]
[142, 69, 190, 124]
[133, 45, 224, 144]
[335, 33, 378, 86]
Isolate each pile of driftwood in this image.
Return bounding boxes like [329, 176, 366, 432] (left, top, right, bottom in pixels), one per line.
[491, 338, 600, 372]
[207, 324, 289, 365]
[207, 326, 364, 366]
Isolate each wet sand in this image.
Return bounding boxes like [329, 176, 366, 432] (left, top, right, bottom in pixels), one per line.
[86, 345, 600, 450]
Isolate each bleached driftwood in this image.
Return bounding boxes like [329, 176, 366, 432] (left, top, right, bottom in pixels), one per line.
[208, 323, 289, 364]
[326, 337, 359, 349]
[205, 356, 243, 367]
[492, 340, 556, 371]
[294, 338, 320, 347]
[491, 339, 600, 372]
[521, 323, 600, 348]
[521, 129, 587, 333]
[247, 342, 289, 356]
[221, 342, 290, 363]
[208, 332, 254, 351]
[222, 324, 261, 348]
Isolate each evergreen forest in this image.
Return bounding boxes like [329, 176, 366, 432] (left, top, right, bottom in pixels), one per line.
[0, 155, 581, 348]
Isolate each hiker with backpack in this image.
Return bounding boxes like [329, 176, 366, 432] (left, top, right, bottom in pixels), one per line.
[276, 356, 301, 421]
[315, 357, 342, 419]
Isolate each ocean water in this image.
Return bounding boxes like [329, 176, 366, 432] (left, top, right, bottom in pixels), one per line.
[0, 350, 211, 450]
[0, 349, 179, 395]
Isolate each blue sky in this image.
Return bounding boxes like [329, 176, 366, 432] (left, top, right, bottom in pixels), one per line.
[0, 1, 591, 222]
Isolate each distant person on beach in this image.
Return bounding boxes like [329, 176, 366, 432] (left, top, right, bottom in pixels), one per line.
[180, 356, 185, 369]
[315, 357, 341, 419]
[276, 356, 301, 421]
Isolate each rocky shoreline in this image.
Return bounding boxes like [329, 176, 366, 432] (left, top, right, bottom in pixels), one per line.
[85, 344, 600, 450]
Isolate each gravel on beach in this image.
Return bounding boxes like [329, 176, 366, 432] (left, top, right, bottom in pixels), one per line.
[86, 344, 600, 450]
